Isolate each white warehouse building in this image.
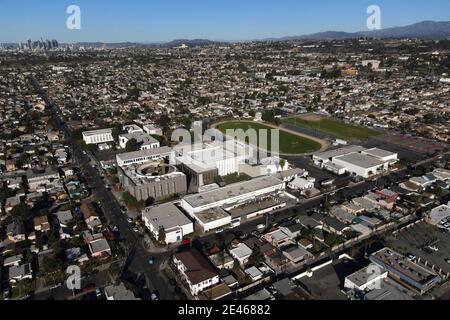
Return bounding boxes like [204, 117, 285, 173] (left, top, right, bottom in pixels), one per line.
[181, 176, 285, 216]
[313, 146, 398, 179]
[332, 153, 389, 179]
[82, 129, 114, 145]
[180, 176, 285, 232]
[142, 203, 193, 244]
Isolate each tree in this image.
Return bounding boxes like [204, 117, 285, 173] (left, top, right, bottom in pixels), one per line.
[248, 244, 265, 267]
[111, 175, 120, 185]
[11, 203, 31, 223]
[158, 227, 166, 244]
[111, 124, 124, 143]
[145, 197, 155, 207]
[125, 138, 140, 152]
[279, 159, 286, 179]
[122, 192, 140, 210]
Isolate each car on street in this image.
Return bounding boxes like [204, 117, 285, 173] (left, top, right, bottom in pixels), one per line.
[95, 288, 103, 299]
[215, 228, 224, 234]
[428, 245, 439, 252]
[127, 217, 134, 224]
[445, 258, 450, 265]
[2, 287, 11, 300]
[151, 291, 160, 300]
[407, 254, 416, 261]
[133, 227, 139, 233]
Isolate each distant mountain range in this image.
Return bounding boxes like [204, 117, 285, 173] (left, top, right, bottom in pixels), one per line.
[265, 21, 450, 41]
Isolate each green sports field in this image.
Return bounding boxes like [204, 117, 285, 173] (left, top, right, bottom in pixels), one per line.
[215, 121, 322, 154]
[283, 117, 382, 140]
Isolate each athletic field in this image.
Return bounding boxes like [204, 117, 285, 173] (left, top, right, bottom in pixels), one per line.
[283, 116, 382, 140]
[215, 121, 322, 154]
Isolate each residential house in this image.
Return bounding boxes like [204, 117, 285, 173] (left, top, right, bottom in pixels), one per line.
[173, 249, 220, 296]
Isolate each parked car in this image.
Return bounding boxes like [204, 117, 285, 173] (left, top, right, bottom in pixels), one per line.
[127, 217, 134, 224]
[407, 254, 416, 261]
[428, 245, 439, 252]
[256, 224, 266, 232]
[445, 258, 450, 265]
[215, 228, 224, 234]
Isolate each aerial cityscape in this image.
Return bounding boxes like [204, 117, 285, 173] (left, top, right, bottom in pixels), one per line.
[1, 0, 450, 307]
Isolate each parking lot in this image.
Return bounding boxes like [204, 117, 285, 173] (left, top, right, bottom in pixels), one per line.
[386, 222, 450, 275]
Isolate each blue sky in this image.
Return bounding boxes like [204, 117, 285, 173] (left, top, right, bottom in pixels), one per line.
[1, 0, 450, 42]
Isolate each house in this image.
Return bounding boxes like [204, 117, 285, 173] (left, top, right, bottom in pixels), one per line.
[410, 175, 436, 188]
[222, 274, 239, 289]
[229, 243, 253, 266]
[330, 206, 356, 224]
[200, 283, 232, 300]
[104, 283, 140, 300]
[6, 222, 26, 242]
[3, 254, 23, 267]
[65, 247, 89, 264]
[263, 229, 292, 248]
[34, 216, 51, 232]
[54, 210, 73, 227]
[142, 203, 193, 244]
[288, 177, 314, 191]
[81, 203, 102, 230]
[8, 263, 33, 283]
[208, 252, 234, 270]
[279, 223, 303, 239]
[281, 245, 312, 264]
[245, 266, 264, 282]
[88, 238, 112, 259]
[296, 215, 322, 230]
[4, 195, 21, 213]
[341, 203, 365, 215]
[173, 249, 220, 296]
[322, 216, 350, 235]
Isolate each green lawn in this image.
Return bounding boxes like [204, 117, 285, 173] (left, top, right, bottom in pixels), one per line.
[283, 117, 382, 140]
[215, 121, 322, 154]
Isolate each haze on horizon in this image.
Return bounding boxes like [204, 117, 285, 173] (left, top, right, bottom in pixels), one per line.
[1, 0, 450, 43]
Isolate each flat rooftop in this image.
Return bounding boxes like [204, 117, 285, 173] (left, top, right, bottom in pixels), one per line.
[370, 248, 440, 286]
[362, 148, 397, 159]
[314, 145, 366, 161]
[120, 163, 185, 186]
[183, 176, 283, 208]
[143, 203, 192, 230]
[82, 128, 112, 136]
[116, 146, 172, 162]
[334, 152, 385, 169]
[227, 196, 285, 219]
[346, 263, 387, 287]
[194, 207, 230, 224]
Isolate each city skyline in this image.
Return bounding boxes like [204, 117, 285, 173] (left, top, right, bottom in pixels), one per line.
[1, 0, 450, 43]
